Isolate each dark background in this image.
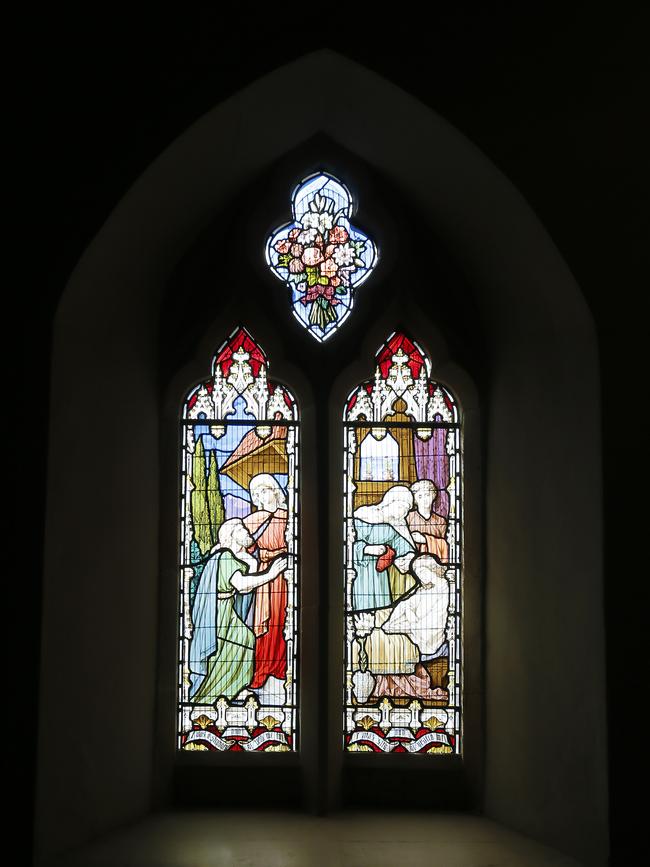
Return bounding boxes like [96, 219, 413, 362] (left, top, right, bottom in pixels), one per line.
[20, 6, 647, 864]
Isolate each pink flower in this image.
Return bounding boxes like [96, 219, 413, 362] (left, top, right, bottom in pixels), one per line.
[289, 257, 305, 273]
[288, 228, 301, 241]
[275, 239, 291, 254]
[330, 276, 341, 287]
[320, 258, 338, 278]
[303, 247, 324, 266]
[290, 243, 304, 258]
[329, 226, 349, 244]
[324, 244, 336, 258]
[313, 232, 325, 248]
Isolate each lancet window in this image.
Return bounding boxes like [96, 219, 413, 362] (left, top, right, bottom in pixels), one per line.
[178, 327, 299, 752]
[343, 333, 462, 754]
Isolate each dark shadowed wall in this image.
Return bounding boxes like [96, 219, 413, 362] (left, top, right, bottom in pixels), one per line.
[21, 10, 646, 866]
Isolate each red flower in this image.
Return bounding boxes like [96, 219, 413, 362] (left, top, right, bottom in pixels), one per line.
[329, 226, 349, 244]
[302, 283, 338, 304]
[274, 239, 291, 254]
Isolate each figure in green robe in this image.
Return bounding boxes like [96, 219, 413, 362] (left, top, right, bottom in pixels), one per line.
[189, 518, 287, 703]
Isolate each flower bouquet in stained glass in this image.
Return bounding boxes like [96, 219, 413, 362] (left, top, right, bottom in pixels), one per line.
[266, 172, 377, 342]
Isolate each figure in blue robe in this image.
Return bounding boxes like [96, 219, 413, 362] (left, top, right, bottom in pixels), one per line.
[351, 485, 416, 612]
[189, 548, 254, 701]
[352, 520, 415, 611]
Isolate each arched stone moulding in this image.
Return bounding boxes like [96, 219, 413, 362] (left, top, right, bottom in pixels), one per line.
[38, 50, 606, 866]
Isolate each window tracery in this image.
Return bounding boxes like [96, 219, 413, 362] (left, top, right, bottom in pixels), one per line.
[176, 185, 463, 764]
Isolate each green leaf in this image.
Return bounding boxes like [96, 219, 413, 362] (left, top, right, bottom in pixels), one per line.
[335, 286, 347, 295]
[278, 254, 291, 268]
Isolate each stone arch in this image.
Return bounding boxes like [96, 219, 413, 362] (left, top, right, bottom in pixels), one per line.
[36, 50, 606, 865]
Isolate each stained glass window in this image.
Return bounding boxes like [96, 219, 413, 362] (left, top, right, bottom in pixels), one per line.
[343, 333, 462, 754]
[266, 172, 377, 341]
[178, 327, 299, 752]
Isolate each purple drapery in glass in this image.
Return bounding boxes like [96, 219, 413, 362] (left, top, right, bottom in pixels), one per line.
[413, 414, 450, 519]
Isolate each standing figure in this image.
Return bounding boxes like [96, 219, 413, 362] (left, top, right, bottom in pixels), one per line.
[243, 474, 290, 693]
[407, 479, 449, 562]
[189, 518, 287, 703]
[351, 485, 416, 612]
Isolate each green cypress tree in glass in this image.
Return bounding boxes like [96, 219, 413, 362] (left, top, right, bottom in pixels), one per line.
[190, 437, 212, 555]
[207, 452, 225, 547]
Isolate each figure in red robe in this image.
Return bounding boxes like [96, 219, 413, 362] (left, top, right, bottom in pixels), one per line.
[243, 473, 289, 689]
[407, 479, 449, 562]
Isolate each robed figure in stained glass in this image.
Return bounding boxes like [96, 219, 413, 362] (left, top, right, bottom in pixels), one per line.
[407, 479, 449, 562]
[189, 518, 287, 703]
[243, 473, 289, 694]
[366, 555, 451, 702]
[351, 485, 416, 611]
[351, 554, 450, 703]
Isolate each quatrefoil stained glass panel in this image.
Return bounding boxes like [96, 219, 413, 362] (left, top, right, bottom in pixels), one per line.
[266, 172, 377, 342]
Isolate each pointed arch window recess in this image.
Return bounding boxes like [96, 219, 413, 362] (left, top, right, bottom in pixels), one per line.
[343, 332, 462, 754]
[178, 327, 299, 753]
[266, 172, 377, 342]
